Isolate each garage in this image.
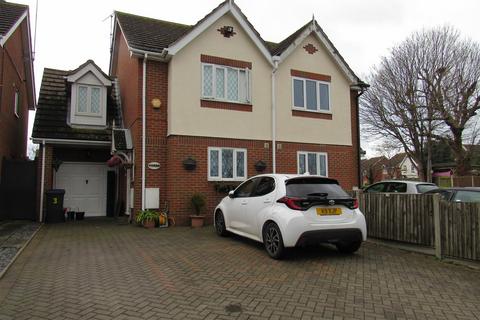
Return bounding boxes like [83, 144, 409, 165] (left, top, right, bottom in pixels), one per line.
[55, 162, 108, 217]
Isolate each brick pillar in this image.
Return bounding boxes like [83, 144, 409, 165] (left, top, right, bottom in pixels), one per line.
[35, 144, 53, 222]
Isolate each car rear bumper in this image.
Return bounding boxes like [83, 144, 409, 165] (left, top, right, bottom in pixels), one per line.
[280, 213, 367, 247]
[294, 228, 363, 247]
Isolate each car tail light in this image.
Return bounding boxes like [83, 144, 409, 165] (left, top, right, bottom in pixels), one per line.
[352, 198, 359, 209]
[277, 196, 306, 210]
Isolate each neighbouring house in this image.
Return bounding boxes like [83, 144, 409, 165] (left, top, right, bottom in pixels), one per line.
[0, 0, 35, 175]
[32, 60, 124, 220]
[109, 0, 367, 225]
[389, 153, 418, 180]
[361, 156, 389, 186]
[361, 153, 419, 186]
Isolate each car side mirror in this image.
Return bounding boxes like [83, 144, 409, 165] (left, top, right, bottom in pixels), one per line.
[228, 190, 235, 198]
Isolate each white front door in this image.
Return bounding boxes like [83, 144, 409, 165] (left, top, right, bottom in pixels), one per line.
[55, 162, 107, 217]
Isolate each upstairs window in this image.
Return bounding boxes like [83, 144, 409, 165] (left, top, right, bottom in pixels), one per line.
[76, 85, 102, 115]
[297, 151, 328, 177]
[202, 63, 251, 104]
[208, 147, 247, 181]
[292, 77, 330, 112]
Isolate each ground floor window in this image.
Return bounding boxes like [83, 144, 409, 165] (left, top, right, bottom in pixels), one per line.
[297, 151, 328, 176]
[208, 147, 247, 181]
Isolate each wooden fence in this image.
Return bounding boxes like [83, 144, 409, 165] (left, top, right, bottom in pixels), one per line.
[354, 191, 480, 261]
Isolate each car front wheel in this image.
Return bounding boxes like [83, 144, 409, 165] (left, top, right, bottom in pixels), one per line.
[263, 222, 285, 259]
[336, 241, 362, 254]
[214, 210, 228, 237]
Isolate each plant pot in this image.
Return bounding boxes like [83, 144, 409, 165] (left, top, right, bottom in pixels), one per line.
[76, 212, 85, 220]
[190, 215, 205, 228]
[143, 220, 156, 229]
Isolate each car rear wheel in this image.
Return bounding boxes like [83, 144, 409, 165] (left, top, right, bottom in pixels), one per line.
[336, 240, 362, 254]
[214, 211, 228, 237]
[263, 222, 285, 259]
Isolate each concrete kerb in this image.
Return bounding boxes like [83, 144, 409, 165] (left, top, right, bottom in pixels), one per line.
[0, 223, 43, 280]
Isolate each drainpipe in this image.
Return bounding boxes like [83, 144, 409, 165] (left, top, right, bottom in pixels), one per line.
[356, 86, 367, 187]
[142, 54, 147, 211]
[271, 58, 279, 173]
[39, 140, 46, 222]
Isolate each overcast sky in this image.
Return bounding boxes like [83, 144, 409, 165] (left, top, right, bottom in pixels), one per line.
[18, 0, 480, 158]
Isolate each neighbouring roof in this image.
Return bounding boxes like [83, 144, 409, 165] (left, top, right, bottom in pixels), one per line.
[361, 156, 388, 172]
[389, 153, 407, 167]
[0, 0, 27, 37]
[114, 2, 365, 85]
[32, 63, 122, 142]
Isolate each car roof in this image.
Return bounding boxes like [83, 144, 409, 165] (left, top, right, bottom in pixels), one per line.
[373, 180, 435, 185]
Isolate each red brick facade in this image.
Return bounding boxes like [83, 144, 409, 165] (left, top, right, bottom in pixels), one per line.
[0, 19, 31, 174]
[111, 40, 361, 226]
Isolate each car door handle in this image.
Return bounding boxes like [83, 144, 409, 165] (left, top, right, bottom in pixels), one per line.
[241, 201, 248, 205]
[264, 199, 272, 204]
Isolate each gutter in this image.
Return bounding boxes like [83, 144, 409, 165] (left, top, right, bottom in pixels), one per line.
[271, 57, 279, 173]
[141, 54, 148, 211]
[32, 138, 111, 146]
[39, 140, 45, 222]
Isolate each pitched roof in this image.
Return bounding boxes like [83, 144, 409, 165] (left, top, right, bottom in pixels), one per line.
[0, 1, 27, 37]
[32, 65, 122, 142]
[389, 153, 407, 167]
[114, 2, 366, 86]
[115, 11, 192, 54]
[361, 156, 388, 172]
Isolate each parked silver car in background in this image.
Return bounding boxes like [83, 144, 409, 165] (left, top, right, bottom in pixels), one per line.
[363, 180, 437, 194]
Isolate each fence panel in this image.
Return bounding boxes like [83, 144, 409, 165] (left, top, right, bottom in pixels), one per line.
[440, 201, 480, 261]
[357, 193, 435, 247]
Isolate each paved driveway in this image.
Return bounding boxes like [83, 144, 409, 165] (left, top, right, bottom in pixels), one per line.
[0, 219, 479, 320]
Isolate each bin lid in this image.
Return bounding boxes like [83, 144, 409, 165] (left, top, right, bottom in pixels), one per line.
[46, 189, 65, 195]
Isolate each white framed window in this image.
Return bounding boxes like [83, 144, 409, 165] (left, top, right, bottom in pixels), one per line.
[297, 151, 328, 177]
[13, 90, 19, 118]
[202, 63, 251, 104]
[76, 85, 102, 116]
[208, 147, 247, 181]
[292, 77, 330, 112]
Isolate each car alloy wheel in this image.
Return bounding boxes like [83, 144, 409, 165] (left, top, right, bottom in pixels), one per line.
[214, 211, 228, 237]
[263, 223, 284, 259]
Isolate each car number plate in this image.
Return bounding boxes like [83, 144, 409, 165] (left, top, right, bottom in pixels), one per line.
[316, 208, 342, 215]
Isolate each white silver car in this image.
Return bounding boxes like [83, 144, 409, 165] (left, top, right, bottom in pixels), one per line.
[363, 180, 437, 194]
[214, 174, 367, 259]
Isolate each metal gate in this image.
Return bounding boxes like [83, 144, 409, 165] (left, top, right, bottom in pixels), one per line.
[0, 159, 37, 220]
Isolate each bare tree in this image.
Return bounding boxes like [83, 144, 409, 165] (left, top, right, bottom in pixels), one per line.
[361, 26, 480, 179]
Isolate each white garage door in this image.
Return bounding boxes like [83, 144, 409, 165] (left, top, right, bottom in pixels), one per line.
[55, 162, 107, 217]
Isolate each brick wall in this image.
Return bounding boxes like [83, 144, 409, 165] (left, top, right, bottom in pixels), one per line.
[0, 19, 30, 175]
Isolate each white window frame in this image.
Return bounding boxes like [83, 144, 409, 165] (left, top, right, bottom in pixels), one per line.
[297, 151, 328, 177]
[202, 63, 251, 104]
[13, 90, 19, 118]
[292, 76, 331, 113]
[208, 147, 247, 181]
[75, 84, 103, 117]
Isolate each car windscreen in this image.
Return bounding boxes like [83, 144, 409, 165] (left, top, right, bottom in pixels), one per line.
[453, 190, 480, 203]
[416, 184, 438, 193]
[286, 178, 350, 198]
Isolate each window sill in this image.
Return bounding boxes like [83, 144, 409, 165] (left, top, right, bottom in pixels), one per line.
[201, 99, 252, 112]
[292, 109, 332, 120]
[208, 177, 246, 182]
[75, 112, 103, 118]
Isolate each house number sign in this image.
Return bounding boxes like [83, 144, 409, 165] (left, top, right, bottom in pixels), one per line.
[147, 162, 161, 170]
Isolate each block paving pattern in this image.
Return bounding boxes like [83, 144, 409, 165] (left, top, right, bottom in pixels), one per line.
[0, 219, 479, 320]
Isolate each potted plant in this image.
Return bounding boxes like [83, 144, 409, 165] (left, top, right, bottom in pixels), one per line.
[190, 193, 206, 228]
[136, 209, 159, 229]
